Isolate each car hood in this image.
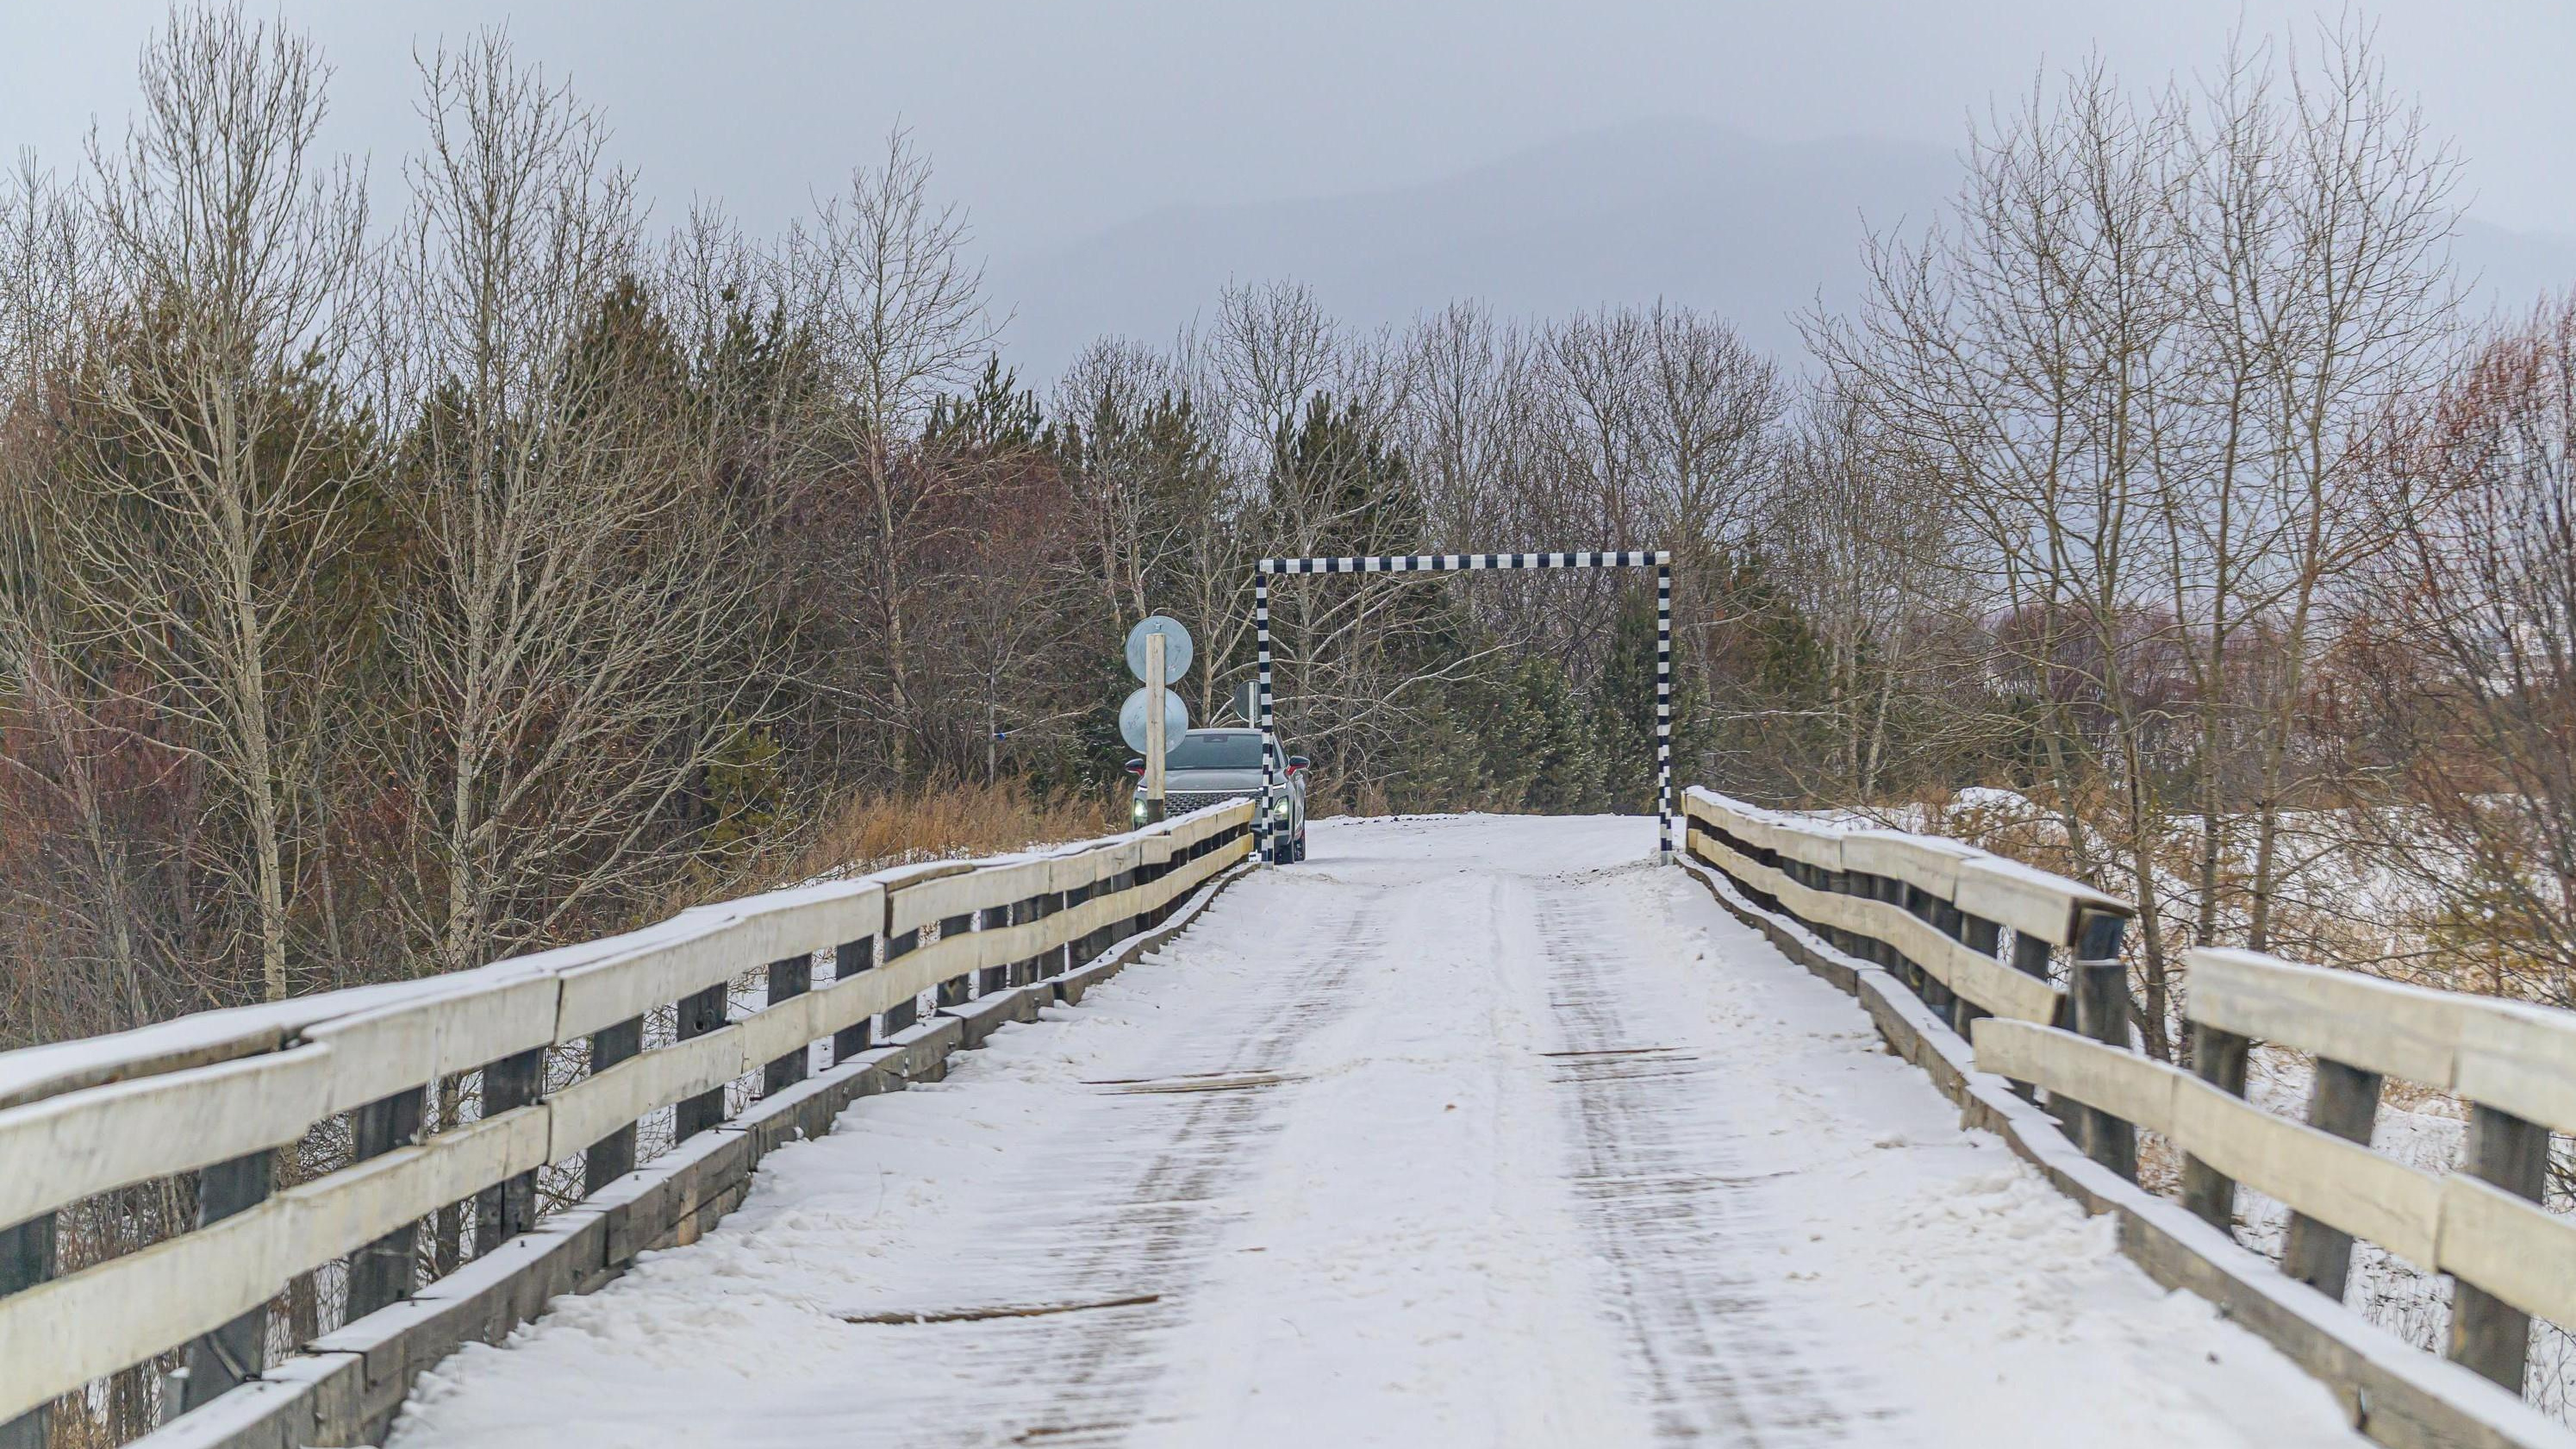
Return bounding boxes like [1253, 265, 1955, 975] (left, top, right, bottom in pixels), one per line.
[1139, 767, 1276, 793]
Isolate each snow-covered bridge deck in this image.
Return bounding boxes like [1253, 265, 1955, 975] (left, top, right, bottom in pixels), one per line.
[384, 816, 2359, 1449]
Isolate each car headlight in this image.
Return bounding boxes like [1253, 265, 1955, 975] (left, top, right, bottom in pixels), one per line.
[1131, 797, 1148, 824]
[1274, 796, 1291, 816]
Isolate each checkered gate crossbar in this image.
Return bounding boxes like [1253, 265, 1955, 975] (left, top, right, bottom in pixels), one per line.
[1251, 551, 1675, 864]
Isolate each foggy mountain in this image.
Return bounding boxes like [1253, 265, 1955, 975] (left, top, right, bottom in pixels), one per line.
[987, 116, 2576, 384]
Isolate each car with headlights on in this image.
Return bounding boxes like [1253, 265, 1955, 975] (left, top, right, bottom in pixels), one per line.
[1126, 728, 1308, 861]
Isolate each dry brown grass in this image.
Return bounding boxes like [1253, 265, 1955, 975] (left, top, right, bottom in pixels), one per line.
[754, 778, 1122, 888]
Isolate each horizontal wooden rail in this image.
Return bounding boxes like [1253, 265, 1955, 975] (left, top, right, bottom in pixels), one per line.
[1969, 938, 2576, 1407]
[0, 799, 1254, 1434]
[1681, 787, 2130, 1033]
[1678, 781, 2576, 1446]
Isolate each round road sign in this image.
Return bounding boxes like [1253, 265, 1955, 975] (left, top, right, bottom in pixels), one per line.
[1125, 615, 1194, 682]
[1119, 686, 1190, 755]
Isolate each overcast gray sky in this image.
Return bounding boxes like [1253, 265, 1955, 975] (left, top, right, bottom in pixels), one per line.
[5, 2, 2568, 272]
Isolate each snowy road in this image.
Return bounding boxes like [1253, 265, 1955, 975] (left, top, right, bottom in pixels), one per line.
[389, 815, 2364, 1448]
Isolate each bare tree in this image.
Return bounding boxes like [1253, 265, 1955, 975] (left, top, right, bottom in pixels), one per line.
[47, 8, 371, 1002]
[390, 33, 772, 973]
[789, 129, 999, 775]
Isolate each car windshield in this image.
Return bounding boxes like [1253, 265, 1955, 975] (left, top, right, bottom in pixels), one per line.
[1163, 733, 1263, 770]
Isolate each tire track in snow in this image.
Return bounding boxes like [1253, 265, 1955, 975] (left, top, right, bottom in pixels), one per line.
[1534, 863, 1896, 1444]
[912, 888, 1388, 1447]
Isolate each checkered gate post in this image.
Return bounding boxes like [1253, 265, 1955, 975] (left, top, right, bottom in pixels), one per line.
[1250, 551, 1675, 865]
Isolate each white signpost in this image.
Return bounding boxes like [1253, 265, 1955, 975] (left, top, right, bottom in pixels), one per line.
[1122, 615, 1194, 823]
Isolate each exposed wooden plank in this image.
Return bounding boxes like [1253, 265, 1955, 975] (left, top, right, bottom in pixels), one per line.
[0, 1042, 333, 1230]
[886, 859, 1045, 939]
[0, 1105, 552, 1425]
[546, 1028, 748, 1160]
[304, 973, 560, 1117]
[2188, 948, 2462, 1092]
[540, 838, 1252, 1164]
[2173, 1072, 2443, 1272]
[1954, 855, 2126, 946]
[1878, 906, 2063, 1024]
[1840, 829, 1977, 901]
[551, 921, 764, 1044]
[1975, 1019, 2444, 1270]
[1696, 831, 2060, 1023]
[552, 882, 889, 1041]
[2439, 1171, 2576, 1346]
[2446, 1009, 2576, 1141]
[583, 1016, 644, 1192]
[2190, 947, 2576, 1136]
[1970, 1020, 2179, 1134]
[0, 1211, 53, 1448]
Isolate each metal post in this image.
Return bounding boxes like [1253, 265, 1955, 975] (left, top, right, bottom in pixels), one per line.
[1655, 557, 1673, 862]
[1253, 570, 1276, 865]
[1145, 631, 1168, 824]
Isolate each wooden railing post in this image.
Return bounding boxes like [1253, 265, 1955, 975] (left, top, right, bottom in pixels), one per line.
[1883, 877, 1907, 982]
[2070, 908, 2136, 1180]
[475, 1049, 544, 1255]
[763, 952, 812, 1096]
[346, 1087, 427, 1318]
[882, 928, 921, 1034]
[675, 983, 730, 1140]
[1954, 913, 1999, 1036]
[584, 1016, 645, 1192]
[183, 1150, 273, 1409]
[2180, 1021, 2250, 1233]
[978, 904, 1013, 996]
[2448, 1103, 2550, 1390]
[832, 937, 875, 1062]
[1012, 893, 1045, 985]
[934, 913, 973, 1009]
[1920, 895, 1959, 1019]
[2000, 931, 2053, 1101]
[0, 1211, 54, 1447]
[2281, 1059, 2384, 1301]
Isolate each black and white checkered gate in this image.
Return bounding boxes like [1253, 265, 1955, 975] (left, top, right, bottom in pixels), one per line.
[1251, 550, 1675, 864]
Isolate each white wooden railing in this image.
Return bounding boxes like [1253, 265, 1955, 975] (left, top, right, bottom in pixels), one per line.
[0, 799, 1254, 1443]
[1680, 784, 2576, 1448]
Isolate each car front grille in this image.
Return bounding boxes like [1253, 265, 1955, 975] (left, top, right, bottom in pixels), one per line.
[1163, 790, 1257, 813]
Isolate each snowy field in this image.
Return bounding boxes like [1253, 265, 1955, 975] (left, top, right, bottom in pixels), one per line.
[385, 815, 2363, 1448]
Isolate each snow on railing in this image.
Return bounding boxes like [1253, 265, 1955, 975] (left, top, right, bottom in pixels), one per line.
[1681, 783, 2576, 1446]
[1976, 949, 2576, 1400]
[0, 799, 1256, 1445]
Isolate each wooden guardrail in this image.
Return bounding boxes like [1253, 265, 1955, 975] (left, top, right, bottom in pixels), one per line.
[1680, 784, 2131, 1023]
[0, 799, 1255, 1446]
[1681, 784, 2576, 1448]
[1976, 948, 2576, 1397]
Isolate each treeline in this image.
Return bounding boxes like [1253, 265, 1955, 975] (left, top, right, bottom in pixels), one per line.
[0, 11, 1781, 1049]
[5, 9, 2573, 1063]
[1795, 29, 2576, 1052]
